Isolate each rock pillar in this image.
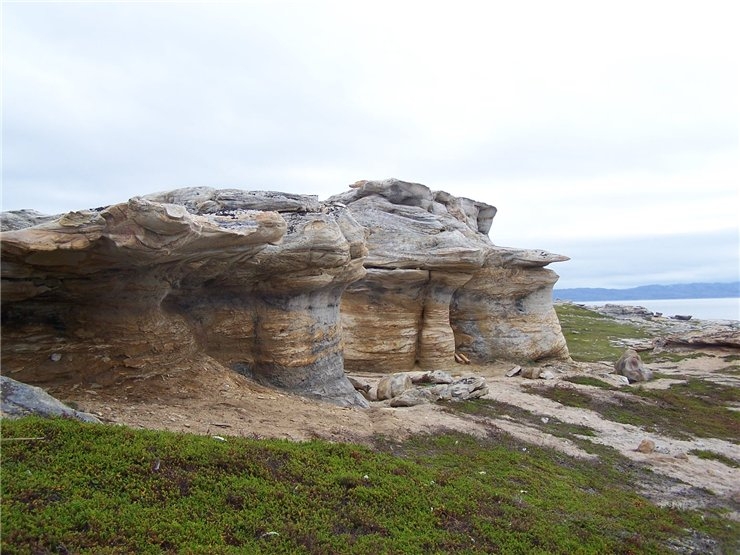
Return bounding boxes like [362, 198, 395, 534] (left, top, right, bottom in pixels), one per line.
[416, 271, 472, 369]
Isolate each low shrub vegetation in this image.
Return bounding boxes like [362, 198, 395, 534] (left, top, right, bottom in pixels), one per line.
[3, 417, 737, 553]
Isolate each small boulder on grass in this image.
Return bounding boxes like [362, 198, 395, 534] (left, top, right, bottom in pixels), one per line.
[614, 349, 653, 383]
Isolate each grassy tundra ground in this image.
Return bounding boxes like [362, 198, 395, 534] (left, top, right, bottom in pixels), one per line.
[1, 305, 739, 553]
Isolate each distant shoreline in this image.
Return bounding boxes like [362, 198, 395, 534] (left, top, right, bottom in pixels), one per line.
[554, 281, 739, 303]
[558, 297, 740, 322]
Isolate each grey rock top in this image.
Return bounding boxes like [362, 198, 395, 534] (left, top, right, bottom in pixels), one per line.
[1, 376, 101, 423]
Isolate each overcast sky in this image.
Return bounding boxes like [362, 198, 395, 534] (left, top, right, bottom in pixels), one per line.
[2, 0, 738, 289]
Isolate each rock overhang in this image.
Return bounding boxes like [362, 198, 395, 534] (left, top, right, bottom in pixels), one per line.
[1, 178, 570, 407]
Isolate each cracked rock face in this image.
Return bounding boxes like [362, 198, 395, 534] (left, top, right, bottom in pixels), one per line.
[1, 179, 569, 408]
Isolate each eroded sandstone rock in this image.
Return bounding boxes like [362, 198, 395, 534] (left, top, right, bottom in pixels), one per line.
[1, 190, 368, 407]
[376, 373, 413, 401]
[334, 179, 569, 371]
[1, 179, 570, 407]
[451, 249, 571, 364]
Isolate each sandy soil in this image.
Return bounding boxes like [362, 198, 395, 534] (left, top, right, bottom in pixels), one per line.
[50, 317, 740, 516]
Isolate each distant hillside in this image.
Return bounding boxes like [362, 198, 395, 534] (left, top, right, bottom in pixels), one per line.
[554, 282, 740, 302]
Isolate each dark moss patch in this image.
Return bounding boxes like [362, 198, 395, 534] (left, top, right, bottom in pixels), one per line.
[526, 379, 740, 443]
[641, 351, 707, 363]
[444, 398, 598, 438]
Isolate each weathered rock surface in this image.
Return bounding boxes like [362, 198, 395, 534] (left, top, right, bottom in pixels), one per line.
[1, 376, 101, 422]
[1, 179, 570, 407]
[334, 179, 569, 371]
[376, 373, 413, 401]
[614, 349, 653, 383]
[412, 370, 455, 385]
[662, 330, 740, 349]
[380, 372, 489, 406]
[1, 189, 368, 408]
[636, 439, 656, 454]
[389, 388, 437, 407]
[451, 249, 571, 364]
[437, 376, 489, 400]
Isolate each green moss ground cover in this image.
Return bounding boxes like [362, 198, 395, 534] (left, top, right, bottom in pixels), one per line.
[554, 304, 650, 363]
[2, 417, 737, 554]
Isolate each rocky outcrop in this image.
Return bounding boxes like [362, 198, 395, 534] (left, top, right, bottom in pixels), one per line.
[1, 376, 101, 422]
[388, 373, 490, 407]
[1, 189, 368, 407]
[451, 249, 570, 363]
[333, 179, 569, 370]
[1, 179, 569, 407]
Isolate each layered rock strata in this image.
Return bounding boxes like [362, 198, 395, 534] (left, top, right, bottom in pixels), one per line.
[450, 248, 571, 363]
[1, 179, 570, 407]
[331, 179, 569, 371]
[1, 189, 368, 407]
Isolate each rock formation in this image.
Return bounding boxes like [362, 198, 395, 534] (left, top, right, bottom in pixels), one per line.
[331, 179, 569, 371]
[1, 179, 569, 407]
[1, 189, 368, 407]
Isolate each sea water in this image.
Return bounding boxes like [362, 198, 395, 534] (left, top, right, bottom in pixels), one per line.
[582, 298, 740, 321]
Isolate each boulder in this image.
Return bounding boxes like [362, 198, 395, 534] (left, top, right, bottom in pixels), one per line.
[376, 373, 413, 400]
[347, 376, 370, 393]
[412, 370, 455, 385]
[389, 388, 436, 407]
[521, 367, 542, 379]
[436, 376, 489, 401]
[506, 365, 522, 377]
[636, 439, 656, 454]
[387, 374, 490, 405]
[0, 376, 101, 423]
[614, 349, 653, 383]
